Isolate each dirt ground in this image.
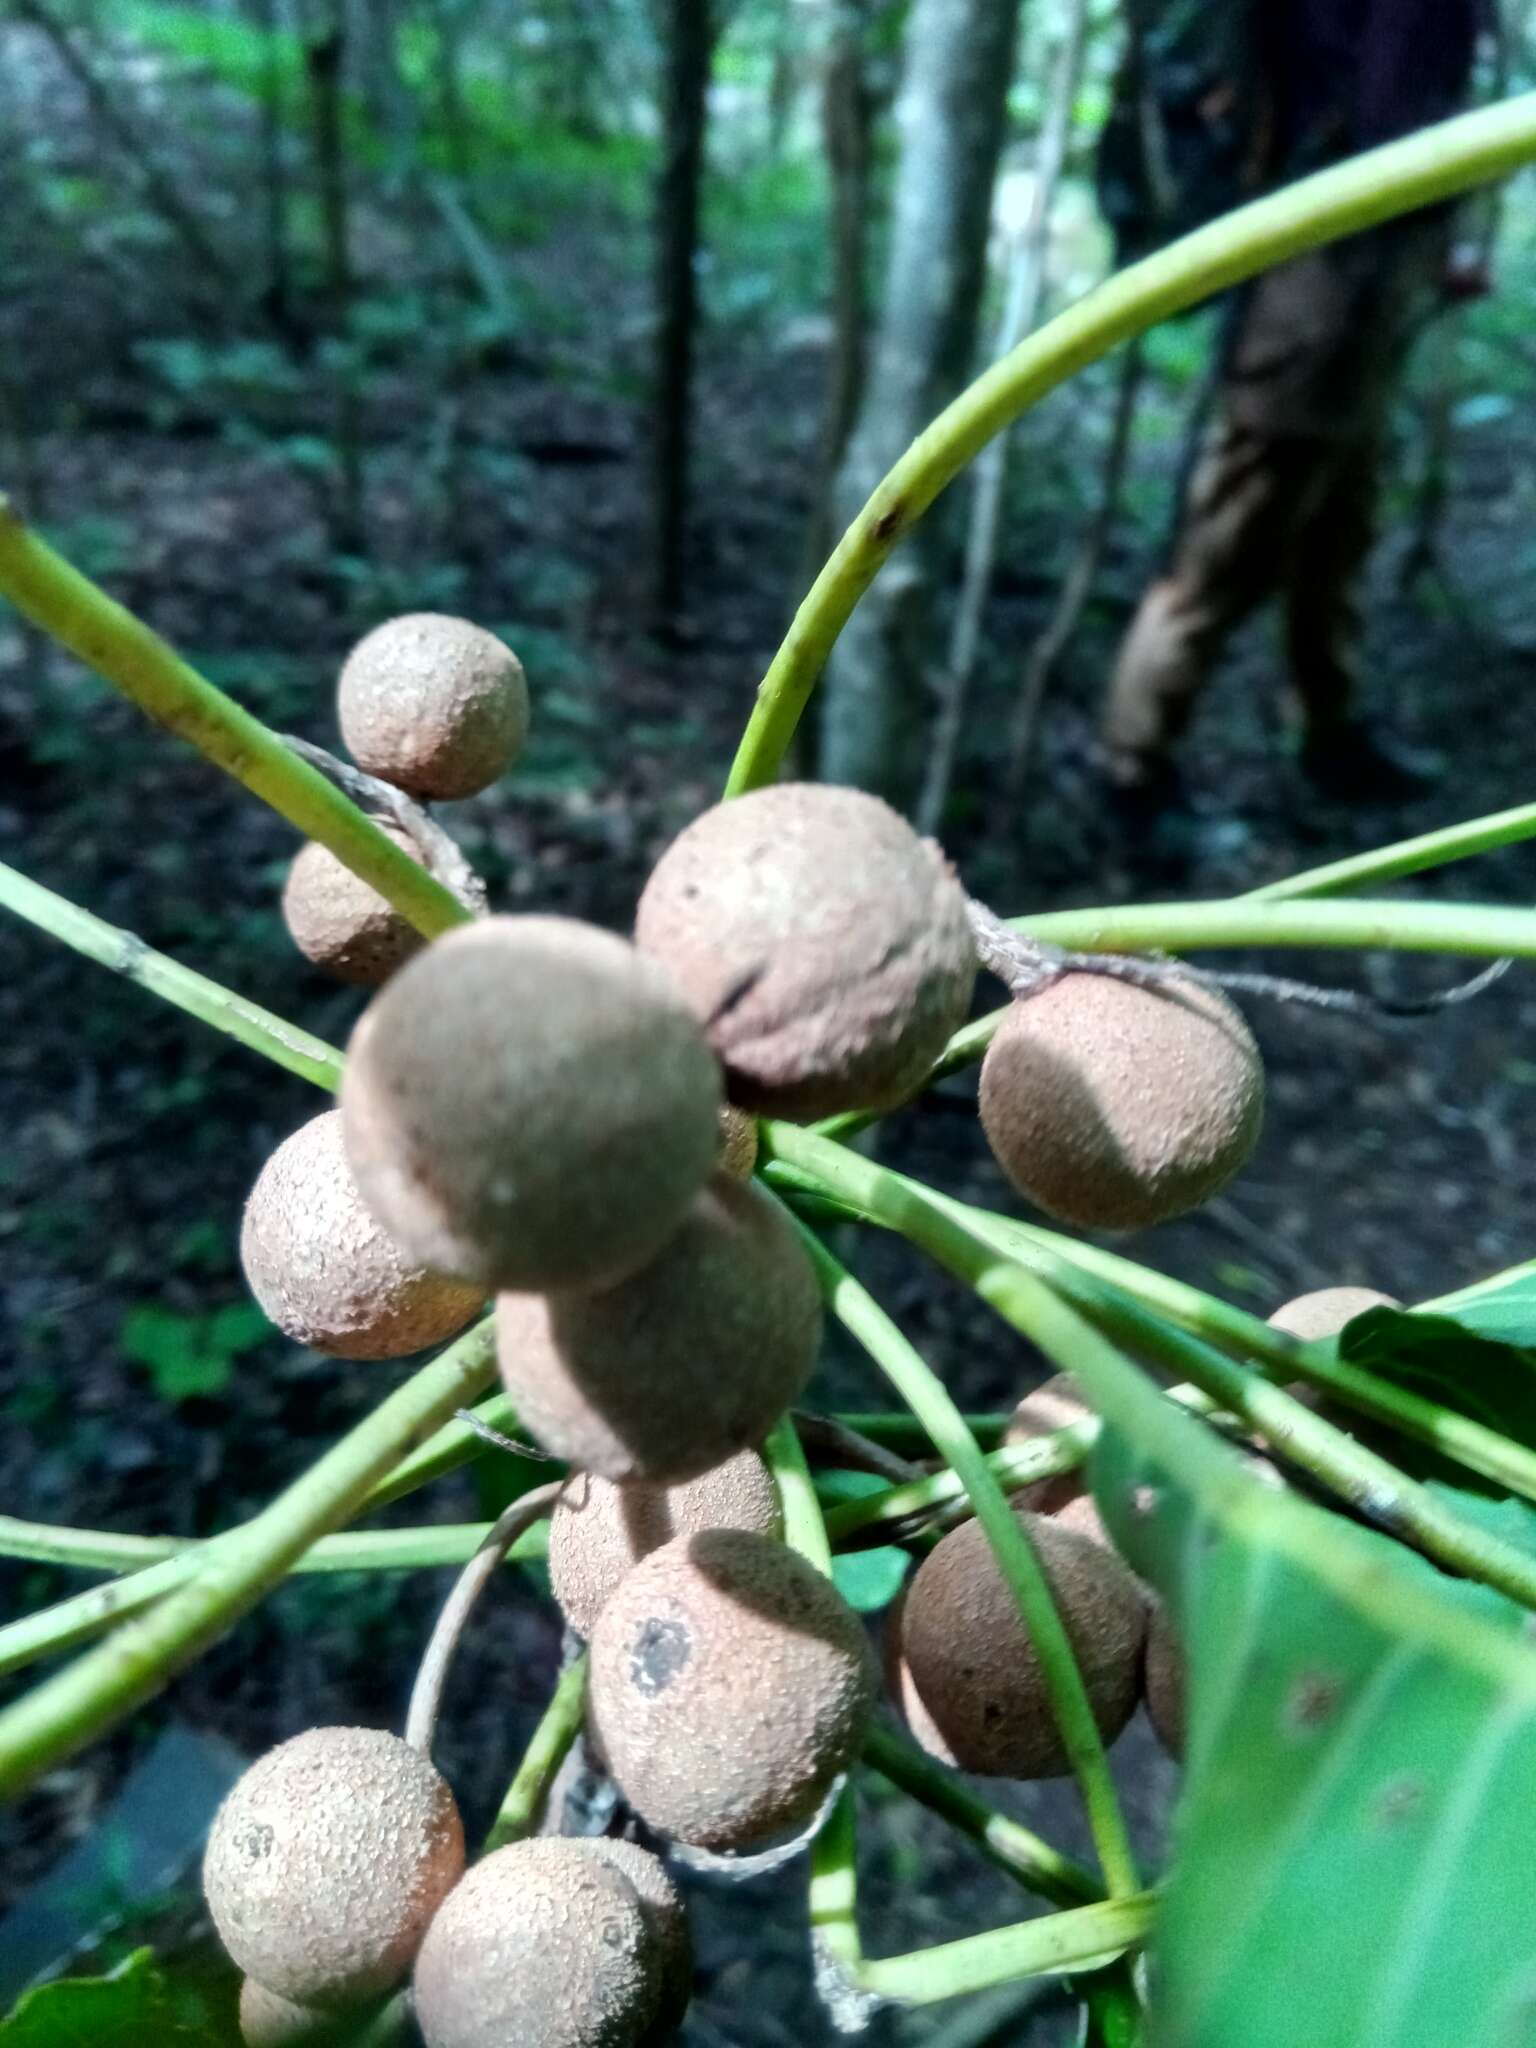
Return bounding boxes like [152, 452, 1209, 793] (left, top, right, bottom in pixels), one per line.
[4, 19, 1536, 2041]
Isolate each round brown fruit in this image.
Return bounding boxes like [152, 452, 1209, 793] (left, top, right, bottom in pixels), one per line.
[1267, 1286, 1400, 1340]
[897, 1509, 1145, 1778]
[634, 783, 976, 1121]
[1004, 1372, 1097, 1519]
[412, 1837, 662, 2048]
[583, 1840, 691, 2043]
[341, 916, 720, 1294]
[979, 972, 1263, 1231]
[716, 1105, 758, 1181]
[496, 1174, 821, 1483]
[588, 1528, 876, 1851]
[281, 825, 427, 987]
[337, 613, 529, 800]
[238, 1982, 356, 2048]
[240, 1110, 482, 1359]
[549, 1449, 781, 1637]
[203, 1726, 464, 2011]
[1144, 1599, 1186, 1759]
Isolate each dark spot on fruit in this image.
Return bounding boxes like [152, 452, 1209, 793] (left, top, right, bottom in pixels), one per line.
[239, 1822, 276, 1863]
[1285, 1670, 1342, 1731]
[629, 1617, 692, 1696]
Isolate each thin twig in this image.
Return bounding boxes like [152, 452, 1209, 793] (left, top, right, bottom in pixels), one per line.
[281, 736, 487, 911]
[405, 1482, 561, 1756]
[792, 1411, 924, 1485]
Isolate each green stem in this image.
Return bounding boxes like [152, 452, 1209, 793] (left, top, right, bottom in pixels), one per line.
[359, 1389, 526, 1512]
[853, 1894, 1156, 2006]
[862, 1723, 1100, 1908]
[483, 1652, 590, 1851]
[1249, 798, 1536, 901]
[793, 1222, 1140, 1900]
[725, 94, 1536, 792]
[0, 497, 469, 938]
[0, 858, 343, 1090]
[826, 1411, 1009, 1451]
[0, 1321, 499, 1797]
[770, 1128, 1536, 1615]
[1017, 895, 1536, 961]
[822, 1432, 1093, 1544]
[764, 1410, 835, 1574]
[0, 1522, 549, 1680]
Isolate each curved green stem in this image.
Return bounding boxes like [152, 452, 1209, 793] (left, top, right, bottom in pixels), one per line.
[482, 1652, 591, 1852]
[822, 1431, 1093, 1544]
[769, 1127, 1536, 1615]
[725, 94, 1536, 792]
[853, 1895, 1156, 2005]
[862, 1723, 1100, 1908]
[764, 1410, 835, 1574]
[1250, 799, 1536, 901]
[0, 498, 469, 939]
[0, 1319, 499, 1798]
[0, 858, 343, 1089]
[793, 1222, 1140, 1900]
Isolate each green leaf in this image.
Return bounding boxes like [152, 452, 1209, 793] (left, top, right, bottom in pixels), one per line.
[0, 1947, 225, 2046]
[831, 1546, 909, 1614]
[1093, 1420, 1536, 2048]
[1427, 1263, 1536, 1346]
[117, 1303, 253, 1403]
[1339, 1304, 1536, 1445]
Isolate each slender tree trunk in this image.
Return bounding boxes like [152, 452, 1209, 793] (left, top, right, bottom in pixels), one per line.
[249, 0, 297, 337]
[1006, 337, 1146, 789]
[766, 0, 796, 157]
[799, 0, 876, 586]
[14, 0, 239, 298]
[653, 0, 715, 618]
[303, 5, 365, 551]
[917, 0, 1090, 833]
[433, 0, 474, 186]
[817, 0, 1026, 801]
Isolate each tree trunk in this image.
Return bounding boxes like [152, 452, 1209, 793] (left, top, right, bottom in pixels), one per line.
[917, 0, 1090, 833]
[652, 0, 715, 618]
[303, 5, 365, 551]
[249, 0, 296, 337]
[799, 0, 876, 586]
[432, 0, 474, 186]
[817, 0, 1025, 801]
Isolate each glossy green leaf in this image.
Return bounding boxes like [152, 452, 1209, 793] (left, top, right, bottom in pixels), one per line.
[1093, 1421, 1536, 2048]
[0, 1948, 225, 2047]
[1340, 1306, 1536, 1444]
[1426, 1262, 1536, 1345]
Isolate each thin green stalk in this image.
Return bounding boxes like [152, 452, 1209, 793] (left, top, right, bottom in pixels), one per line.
[0, 497, 469, 938]
[793, 1224, 1140, 1900]
[725, 94, 1536, 792]
[854, 1895, 1156, 2005]
[823, 1432, 1094, 1544]
[0, 1320, 499, 1798]
[483, 1653, 590, 1851]
[1249, 798, 1536, 901]
[0, 858, 343, 1089]
[0, 1522, 549, 1680]
[764, 1410, 835, 1573]
[862, 1723, 1099, 1908]
[1017, 895, 1536, 961]
[770, 1127, 1536, 1615]
[360, 1389, 526, 1512]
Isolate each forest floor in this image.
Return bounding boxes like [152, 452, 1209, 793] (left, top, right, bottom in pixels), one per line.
[5, 18, 1536, 2043]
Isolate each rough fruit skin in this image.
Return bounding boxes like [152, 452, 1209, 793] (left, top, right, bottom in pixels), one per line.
[898, 1510, 1146, 1778]
[583, 1840, 692, 2043]
[588, 1528, 877, 1851]
[497, 1175, 821, 1483]
[239, 1981, 354, 2048]
[240, 1111, 482, 1360]
[337, 613, 529, 800]
[203, 1726, 464, 2011]
[341, 916, 721, 1294]
[1267, 1286, 1399, 1339]
[1144, 1600, 1186, 1759]
[549, 1450, 782, 1637]
[716, 1105, 758, 1181]
[634, 782, 976, 1120]
[979, 972, 1264, 1231]
[412, 1838, 661, 2048]
[281, 825, 426, 987]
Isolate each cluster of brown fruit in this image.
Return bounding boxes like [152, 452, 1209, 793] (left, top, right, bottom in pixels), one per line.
[218, 621, 1291, 2043]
